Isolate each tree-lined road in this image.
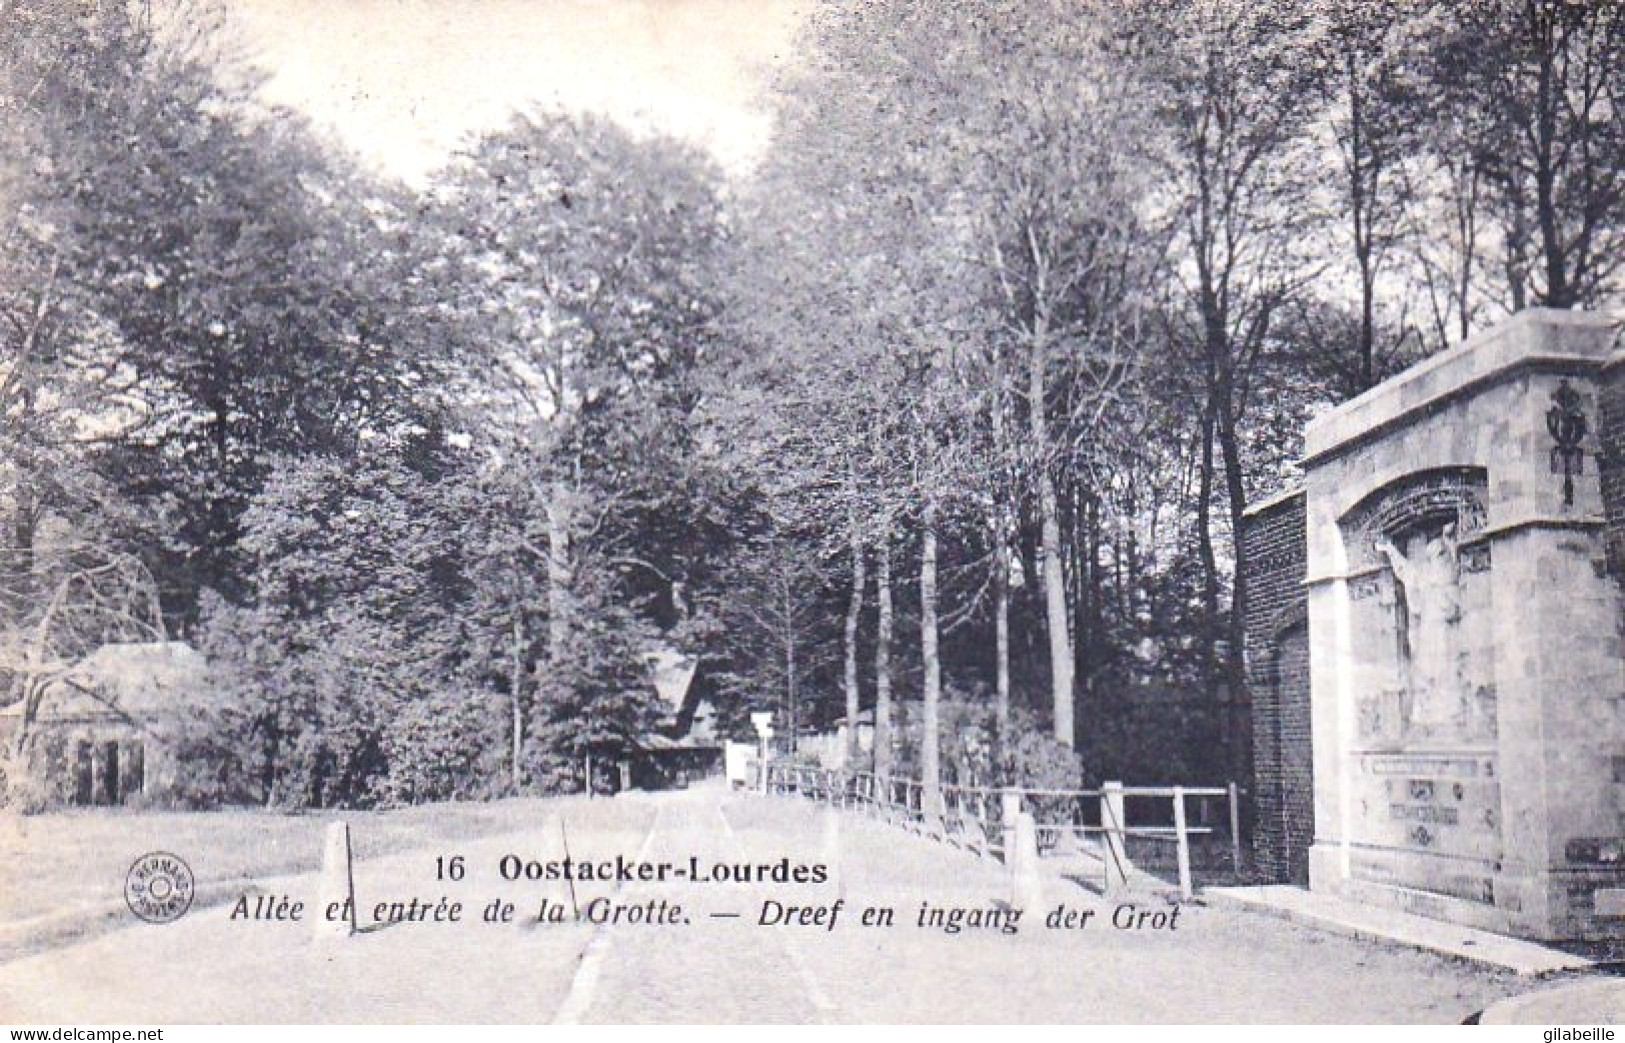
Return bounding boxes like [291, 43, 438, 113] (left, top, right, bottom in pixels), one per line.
[0, 786, 1530, 1023]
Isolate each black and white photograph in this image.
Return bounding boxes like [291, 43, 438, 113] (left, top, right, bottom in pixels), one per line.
[2, 0, 1624, 1027]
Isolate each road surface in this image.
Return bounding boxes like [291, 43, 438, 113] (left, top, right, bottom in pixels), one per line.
[0, 783, 1532, 1023]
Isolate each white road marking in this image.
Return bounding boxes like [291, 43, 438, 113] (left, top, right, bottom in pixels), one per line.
[550, 801, 665, 1025]
[715, 801, 839, 1020]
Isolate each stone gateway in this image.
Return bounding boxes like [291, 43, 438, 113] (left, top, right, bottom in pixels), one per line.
[1245, 309, 1625, 941]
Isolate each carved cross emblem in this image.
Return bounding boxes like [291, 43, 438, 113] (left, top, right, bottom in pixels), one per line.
[1547, 379, 1588, 507]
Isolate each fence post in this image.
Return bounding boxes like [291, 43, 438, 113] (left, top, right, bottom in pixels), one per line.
[1101, 781, 1129, 894]
[1173, 785, 1193, 901]
[1227, 781, 1242, 876]
[820, 801, 841, 886]
[1001, 788, 1021, 864]
[1012, 808, 1043, 910]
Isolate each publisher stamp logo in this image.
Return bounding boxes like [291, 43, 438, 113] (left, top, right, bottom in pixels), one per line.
[126, 851, 195, 924]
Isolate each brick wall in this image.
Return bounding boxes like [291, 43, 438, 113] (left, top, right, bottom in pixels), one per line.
[1240, 489, 1312, 883]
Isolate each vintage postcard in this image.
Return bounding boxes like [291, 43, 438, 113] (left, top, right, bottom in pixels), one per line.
[2, 0, 1623, 1028]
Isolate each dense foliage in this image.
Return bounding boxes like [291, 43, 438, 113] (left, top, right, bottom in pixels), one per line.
[1, 0, 1620, 808]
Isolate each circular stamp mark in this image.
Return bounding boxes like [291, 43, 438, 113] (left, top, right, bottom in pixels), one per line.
[126, 851, 195, 924]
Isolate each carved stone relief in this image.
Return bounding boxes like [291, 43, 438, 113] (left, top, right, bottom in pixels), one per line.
[1341, 468, 1495, 747]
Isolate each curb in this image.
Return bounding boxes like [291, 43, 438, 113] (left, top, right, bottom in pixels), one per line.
[1204, 885, 1591, 977]
[1477, 978, 1625, 1024]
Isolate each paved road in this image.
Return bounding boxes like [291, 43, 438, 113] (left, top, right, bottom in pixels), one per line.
[0, 783, 1535, 1023]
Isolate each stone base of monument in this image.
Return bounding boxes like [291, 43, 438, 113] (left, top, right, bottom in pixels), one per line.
[1312, 838, 1625, 942]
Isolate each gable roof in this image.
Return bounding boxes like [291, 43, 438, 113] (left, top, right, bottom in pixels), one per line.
[648, 648, 698, 713]
[0, 642, 211, 722]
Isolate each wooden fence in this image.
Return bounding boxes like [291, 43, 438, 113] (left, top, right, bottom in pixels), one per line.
[760, 762, 1242, 900]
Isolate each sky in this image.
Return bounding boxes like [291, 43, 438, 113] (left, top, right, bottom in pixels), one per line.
[221, 0, 808, 185]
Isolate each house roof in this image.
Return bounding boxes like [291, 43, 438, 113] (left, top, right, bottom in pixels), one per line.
[648, 648, 697, 712]
[0, 642, 211, 722]
[634, 732, 720, 753]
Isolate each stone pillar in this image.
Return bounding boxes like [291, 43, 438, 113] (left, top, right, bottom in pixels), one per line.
[316, 821, 357, 940]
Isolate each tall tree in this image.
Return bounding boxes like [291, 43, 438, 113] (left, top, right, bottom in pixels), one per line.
[1318, 0, 1437, 393]
[959, 14, 1157, 747]
[41, 11, 441, 618]
[760, 0, 1158, 762]
[708, 523, 838, 748]
[1127, 0, 1325, 759]
[0, 1, 154, 630]
[199, 437, 497, 807]
[429, 114, 724, 667]
[1434, 0, 1625, 309]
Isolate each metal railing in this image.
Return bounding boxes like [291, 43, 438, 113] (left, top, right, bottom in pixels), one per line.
[758, 761, 1243, 900]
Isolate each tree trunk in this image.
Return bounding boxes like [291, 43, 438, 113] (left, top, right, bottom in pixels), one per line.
[1346, 50, 1378, 393]
[261, 731, 280, 808]
[1532, 27, 1569, 307]
[511, 611, 525, 792]
[1030, 315, 1074, 747]
[1502, 177, 1533, 312]
[920, 504, 942, 819]
[990, 363, 1011, 753]
[546, 482, 572, 655]
[1038, 473, 1074, 744]
[11, 573, 71, 756]
[1217, 393, 1251, 783]
[1456, 165, 1479, 342]
[785, 582, 798, 755]
[1078, 489, 1101, 717]
[874, 535, 894, 783]
[1195, 405, 1221, 704]
[5, 492, 36, 623]
[843, 517, 866, 765]
[995, 540, 1011, 737]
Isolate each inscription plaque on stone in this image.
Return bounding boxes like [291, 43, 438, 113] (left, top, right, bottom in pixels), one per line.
[1594, 889, 1625, 918]
[1351, 753, 1501, 866]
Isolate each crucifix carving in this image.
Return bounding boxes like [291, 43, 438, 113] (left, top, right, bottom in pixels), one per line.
[1547, 379, 1587, 507]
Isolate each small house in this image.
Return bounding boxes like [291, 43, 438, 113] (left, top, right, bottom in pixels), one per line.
[0, 641, 211, 807]
[627, 648, 723, 789]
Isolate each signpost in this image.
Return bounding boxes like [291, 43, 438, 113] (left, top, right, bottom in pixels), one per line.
[751, 711, 774, 793]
